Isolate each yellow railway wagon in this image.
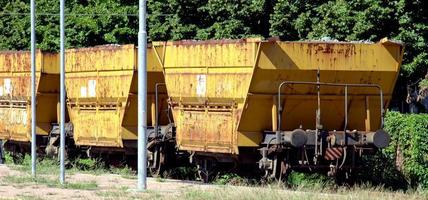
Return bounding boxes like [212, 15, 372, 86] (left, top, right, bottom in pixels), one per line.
[0, 51, 59, 142]
[65, 45, 168, 148]
[153, 38, 404, 180]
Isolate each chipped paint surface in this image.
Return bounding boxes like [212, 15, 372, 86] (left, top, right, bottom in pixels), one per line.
[65, 45, 167, 147]
[154, 41, 258, 154]
[0, 51, 59, 141]
[154, 38, 404, 154]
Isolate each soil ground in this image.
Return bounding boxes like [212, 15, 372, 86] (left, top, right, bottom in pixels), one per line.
[0, 164, 426, 200]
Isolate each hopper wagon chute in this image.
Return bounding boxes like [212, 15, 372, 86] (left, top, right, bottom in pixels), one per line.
[0, 50, 59, 155]
[62, 44, 173, 168]
[153, 38, 404, 181]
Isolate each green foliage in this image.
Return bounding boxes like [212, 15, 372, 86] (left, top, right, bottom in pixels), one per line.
[195, 0, 268, 40]
[269, 0, 427, 82]
[147, 0, 270, 41]
[214, 173, 249, 185]
[0, 0, 30, 50]
[165, 166, 198, 180]
[8, 154, 60, 174]
[70, 157, 135, 178]
[287, 171, 335, 189]
[363, 111, 428, 189]
[73, 158, 102, 171]
[0, 0, 138, 51]
[147, 0, 204, 41]
[3, 151, 14, 164]
[419, 79, 428, 89]
[394, 1, 428, 79]
[270, 0, 398, 41]
[2, 0, 425, 82]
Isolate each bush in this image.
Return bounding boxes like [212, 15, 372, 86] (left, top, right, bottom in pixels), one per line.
[287, 172, 335, 190]
[73, 158, 100, 170]
[165, 166, 198, 180]
[363, 111, 428, 189]
[214, 173, 248, 186]
[419, 79, 428, 89]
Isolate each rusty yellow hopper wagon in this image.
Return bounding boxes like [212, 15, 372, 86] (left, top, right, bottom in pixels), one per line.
[153, 38, 404, 181]
[62, 44, 170, 159]
[0, 50, 59, 155]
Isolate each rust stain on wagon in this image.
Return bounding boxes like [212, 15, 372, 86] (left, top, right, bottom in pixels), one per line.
[65, 44, 167, 147]
[0, 50, 59, 141]
[167, 38, 261, 46]
[156, 38, 404, 154]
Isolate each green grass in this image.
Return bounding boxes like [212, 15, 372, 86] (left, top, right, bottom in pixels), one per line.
[15, 194, 44, 200]
[96, 187, 163, 200]
[4, 152, 136, 180]
[96, 186, 135, 199]
[3, 150, 427, 199]
[110, 166, 136, 179]
[2, 175, 98, 190]
[181, 187, 314, 200]
[155, 177, 166, 182]
[2, 170, 427, 200]
[179, 185, 428, 200]
[212, 172, 333, 189]
[63, 181, 98, 190]
[286, 171, 335, 191]
[208, 172, 428, 200]
[96, 190, 126, 199]
[6, 154, 61, 175]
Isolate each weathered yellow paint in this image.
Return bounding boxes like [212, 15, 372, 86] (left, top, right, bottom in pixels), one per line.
[0, 51, 59, 142]
[65, 44, 167, 147]
[154, 38, 404, 154]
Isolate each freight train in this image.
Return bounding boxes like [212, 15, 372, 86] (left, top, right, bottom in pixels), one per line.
[0, 38, 404, 182]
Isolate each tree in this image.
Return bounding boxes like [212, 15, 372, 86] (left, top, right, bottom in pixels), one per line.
[0, 0, 138, 51]
[0, 0, 30, 50]
[0, 0, 426, 88]
[195, 0, 270, 40]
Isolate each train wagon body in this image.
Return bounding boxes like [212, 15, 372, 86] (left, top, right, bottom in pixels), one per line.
[63, 45, 169, 150]
[153, 38, 404, 180]
[0, 51, 59, 150]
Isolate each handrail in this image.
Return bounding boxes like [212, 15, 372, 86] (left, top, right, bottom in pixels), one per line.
[277, 81, 384, 131]
[277, 80, 384, 157]
[155, 83, 166, 138]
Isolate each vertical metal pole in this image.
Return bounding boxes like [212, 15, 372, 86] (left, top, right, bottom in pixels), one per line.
[344, 85, 348, 145]
[155, 83, 160, 137]
[30, 0, 36, 178]
[59, 0, 66, 185]
[277, 87, 282, 132]
[379, 88, 384, 128]
[137, 0, 148, 191]
[315, 69, 320, 159]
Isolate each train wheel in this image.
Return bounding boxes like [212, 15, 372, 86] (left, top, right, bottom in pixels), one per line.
[196, 158, 217, 183]
[335, 169, 356, 186]
[148, 124, 176, 177]
[148, 145, 165, 178]
[264, 154, 290, 182]
[45, 136, 59, 159]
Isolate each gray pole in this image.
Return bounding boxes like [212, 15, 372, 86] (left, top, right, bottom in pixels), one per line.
[59, 0, 66, 184]
[30, 0, 36, 178]
[137, 0, 148, 191]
